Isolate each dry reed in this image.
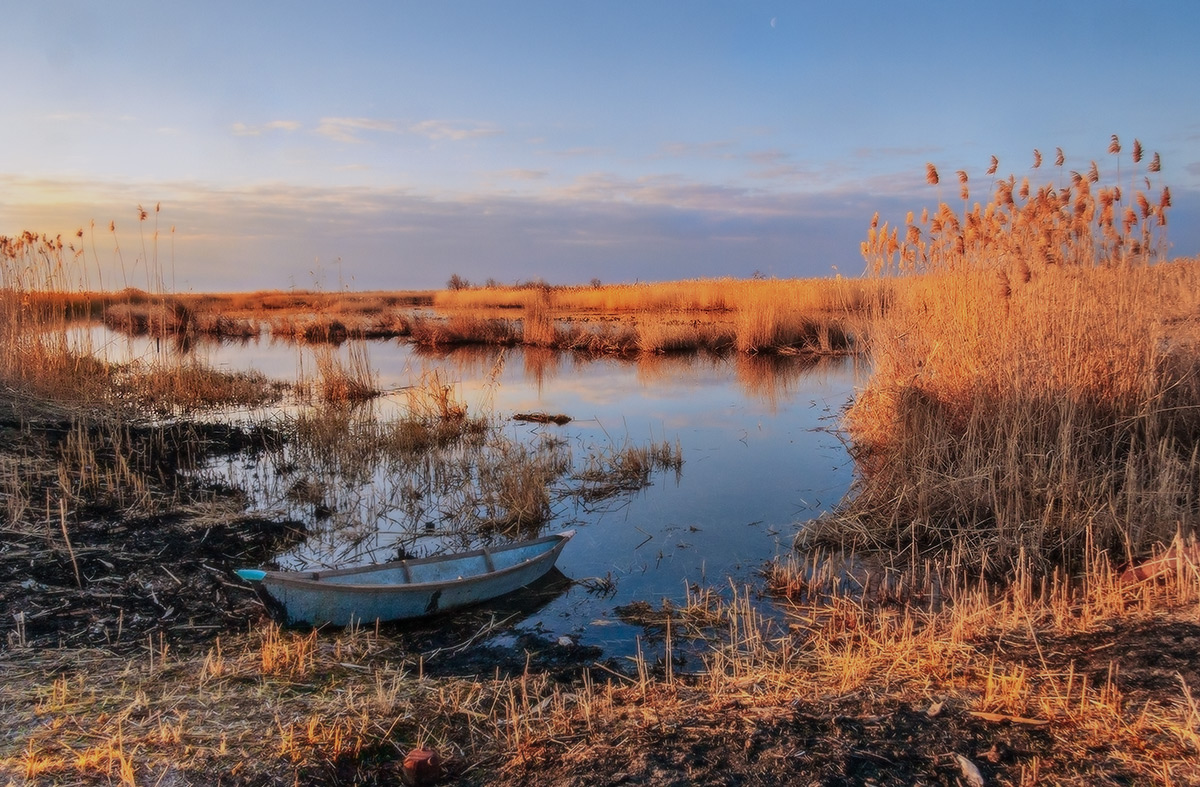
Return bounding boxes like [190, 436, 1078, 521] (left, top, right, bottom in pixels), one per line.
[432, 277, 875, 356]
[841, 138, 1196, 571]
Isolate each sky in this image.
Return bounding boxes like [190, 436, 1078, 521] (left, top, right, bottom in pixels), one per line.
[2, 1, 1199, 292]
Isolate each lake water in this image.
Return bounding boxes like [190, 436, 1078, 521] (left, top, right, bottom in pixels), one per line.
[88, 328, 860, 659]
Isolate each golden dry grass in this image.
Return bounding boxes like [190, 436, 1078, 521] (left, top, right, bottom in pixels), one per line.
[302, 342, 379, 404]
[3, 544, 1197, 785]
[431, 277, 873, 355]
[435, 277, 873, 315]
[8, 246, 872, 358]
[826, 139, 1198, 572]
[1, 235, 290, 415]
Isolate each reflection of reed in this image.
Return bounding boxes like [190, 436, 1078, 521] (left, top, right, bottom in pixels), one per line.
[407, 344, 566, 401]
[410, 343, 506, 377]
[634, 351, 853, 413]
[522, 346, 561, 393]
[734, 354, 845, 412]
[633, 352, 721, 387]
[409, 344, 565, 396]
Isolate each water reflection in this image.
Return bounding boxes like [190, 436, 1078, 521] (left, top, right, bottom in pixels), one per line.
[734, 353, 852, 411]
[385, 344, 858, 658]
[81, 325, 859, 658]
[521, 345, 561, 392]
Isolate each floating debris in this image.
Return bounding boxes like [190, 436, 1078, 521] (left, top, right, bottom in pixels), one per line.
[512, 411, 572, 425]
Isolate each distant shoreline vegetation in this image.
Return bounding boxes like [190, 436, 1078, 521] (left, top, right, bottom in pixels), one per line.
[15, 275, 873, 358]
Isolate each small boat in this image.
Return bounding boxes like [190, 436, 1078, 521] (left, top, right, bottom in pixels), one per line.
[236, 530, 574, 626]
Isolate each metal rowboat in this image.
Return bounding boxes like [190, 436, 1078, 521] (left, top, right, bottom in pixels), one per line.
[236, 530, 574, 626]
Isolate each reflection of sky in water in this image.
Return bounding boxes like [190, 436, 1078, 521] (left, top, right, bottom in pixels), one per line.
[391, 347, 860, 658]
[85, 328, 859, 658]
[492, 352, 858, 655]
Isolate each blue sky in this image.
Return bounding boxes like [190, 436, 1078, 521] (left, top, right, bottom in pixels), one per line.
[2, 1, 1198, 291]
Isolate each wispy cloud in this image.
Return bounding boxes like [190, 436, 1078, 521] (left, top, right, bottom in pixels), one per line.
[745, 148, 789, 165]
[741, 149, 831, 182]
[856, 170, 932, 196]
[549, 146, 613, 158]
[659, 140, 735, 158]
[45, 112, 96, 123]
[408, 120, 501, 141]
[746, 164, 815, 181]
[495, 168, 549, 181]
[315, 117, 397, 143]
[8, 174, 1196, 292]
[231, 120, 302, 137]
[552, 172, 791, 215]
[853, 145, 942, 160]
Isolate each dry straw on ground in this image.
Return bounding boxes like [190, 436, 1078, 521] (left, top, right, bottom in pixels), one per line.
[4, 541, 1198, 785]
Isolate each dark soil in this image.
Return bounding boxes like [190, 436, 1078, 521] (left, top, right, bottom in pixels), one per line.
[474, 700, 1052, 787]
[458, 616, 1200, 787]
[993, 616, 1200, 695]
[0, 407, 302, 653]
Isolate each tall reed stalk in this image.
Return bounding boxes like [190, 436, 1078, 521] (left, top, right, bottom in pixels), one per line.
[834, 138, 1197, 571]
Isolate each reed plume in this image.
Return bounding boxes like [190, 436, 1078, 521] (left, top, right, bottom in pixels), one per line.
[849, 136, 1190, 572]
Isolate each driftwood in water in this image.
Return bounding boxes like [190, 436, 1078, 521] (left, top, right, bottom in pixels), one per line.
[512, 412, 572, 425]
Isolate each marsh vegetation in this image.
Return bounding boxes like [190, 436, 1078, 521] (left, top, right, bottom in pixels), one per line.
[2, 137, 1200, 785]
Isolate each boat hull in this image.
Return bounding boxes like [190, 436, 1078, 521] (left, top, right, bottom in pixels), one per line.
[239, 531, 573, 626]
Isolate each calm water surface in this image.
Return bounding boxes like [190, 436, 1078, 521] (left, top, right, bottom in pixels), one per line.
[90, 329, 860, 658]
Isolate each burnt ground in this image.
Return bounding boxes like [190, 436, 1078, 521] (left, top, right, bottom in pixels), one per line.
[454, 615, 1200, 787]
[996, 616, 1200, 697]
[477, 699, 1057, 787]
[270, 608, 1200, 787]
[0, 405, 297, 654]
[2, 402, 1200, 785]
[0, 404, 603, 675]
